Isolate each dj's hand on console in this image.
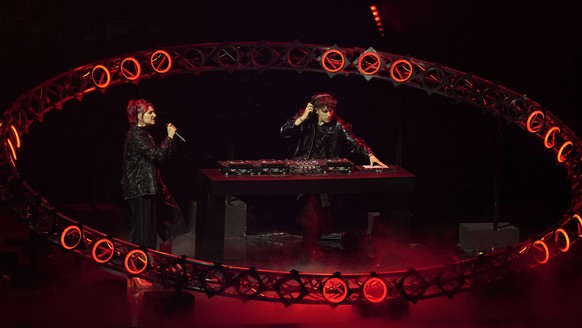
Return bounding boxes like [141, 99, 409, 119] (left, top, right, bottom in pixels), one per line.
[369, 154, 388, 168]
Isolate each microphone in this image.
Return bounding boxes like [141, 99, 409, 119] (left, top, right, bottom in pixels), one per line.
[174, 132, 186, 143]
[166, 123, 187, 142]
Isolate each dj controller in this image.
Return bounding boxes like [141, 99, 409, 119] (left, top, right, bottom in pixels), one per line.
[217, 158, 397, 176]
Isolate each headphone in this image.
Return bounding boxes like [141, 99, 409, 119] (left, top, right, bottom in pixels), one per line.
[310, 92, 332, 102]
[310, 93, 333, 113]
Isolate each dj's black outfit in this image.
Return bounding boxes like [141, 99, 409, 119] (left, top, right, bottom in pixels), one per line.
[280, 112, 374, 254]
[121, 125, 186, 249]
[280, 112, 373, 160]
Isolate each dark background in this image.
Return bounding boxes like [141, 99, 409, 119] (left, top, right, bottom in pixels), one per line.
[1, 0, 579, 241]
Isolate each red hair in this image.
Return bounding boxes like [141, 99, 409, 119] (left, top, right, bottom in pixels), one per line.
[126, 99, 150, 125]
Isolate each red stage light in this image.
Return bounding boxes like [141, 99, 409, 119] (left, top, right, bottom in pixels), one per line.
[60, 225, 82, 250]
[362, 276, 388, 303]
[370, 4, 384, 38]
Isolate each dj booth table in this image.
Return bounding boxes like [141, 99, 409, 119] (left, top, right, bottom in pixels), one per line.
[195, 167, 415, 262]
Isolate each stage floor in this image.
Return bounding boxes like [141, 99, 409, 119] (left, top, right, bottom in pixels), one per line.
[2, 202, 582, 327]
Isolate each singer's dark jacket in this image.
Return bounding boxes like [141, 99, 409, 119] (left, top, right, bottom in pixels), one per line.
[280, 112, 373, 160]
[122, 125, 175, 199]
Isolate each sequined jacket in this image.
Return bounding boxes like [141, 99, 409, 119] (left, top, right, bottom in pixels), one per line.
[121, 125, 175, 199]
[280, 112, 372, 160]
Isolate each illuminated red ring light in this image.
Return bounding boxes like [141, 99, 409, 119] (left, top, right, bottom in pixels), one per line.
[322, 277, 349, 304]
[357, 51, 382, 75]
[91, 238, 116, 264]
[362, 276, 388, 303]
[120, 57, 142, 81]
[544, 127, 560, 148]
[554, 228, 570, 253]
[321, 49, 345, 73]
[124, 249, 149, 275]
[91, 65, 111, 89]
[390, 59, 413, 83]
[574, 214, 582, 237]
[526, 110, 545, 133]
[150, 50, 172, 74]
[60, 225, 82, 250]
[9, 125, 20, 148]
[6, 138, 17, 163]
[532, 240, 550, 264]
[557, 141, 573, 163]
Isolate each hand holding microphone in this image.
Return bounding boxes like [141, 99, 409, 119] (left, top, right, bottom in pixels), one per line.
[166, 123, 186, 142]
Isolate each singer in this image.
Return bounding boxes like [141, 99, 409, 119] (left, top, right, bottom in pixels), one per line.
[121, 99, 188, 288]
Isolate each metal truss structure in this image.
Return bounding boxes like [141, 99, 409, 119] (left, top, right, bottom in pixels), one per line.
[1, 41, 581, 307]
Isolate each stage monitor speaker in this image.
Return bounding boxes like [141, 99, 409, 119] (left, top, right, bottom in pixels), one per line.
[459, 222, 520, 254]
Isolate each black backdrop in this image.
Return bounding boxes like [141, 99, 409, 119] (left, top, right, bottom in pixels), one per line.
[2, 0, 579, 242]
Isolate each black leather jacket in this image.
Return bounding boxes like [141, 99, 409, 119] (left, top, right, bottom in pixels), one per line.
[280, 112, 372, 160]
[121, 125, 175, 199]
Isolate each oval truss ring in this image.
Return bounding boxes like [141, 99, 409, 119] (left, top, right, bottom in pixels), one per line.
[1, 41, 581, 307]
